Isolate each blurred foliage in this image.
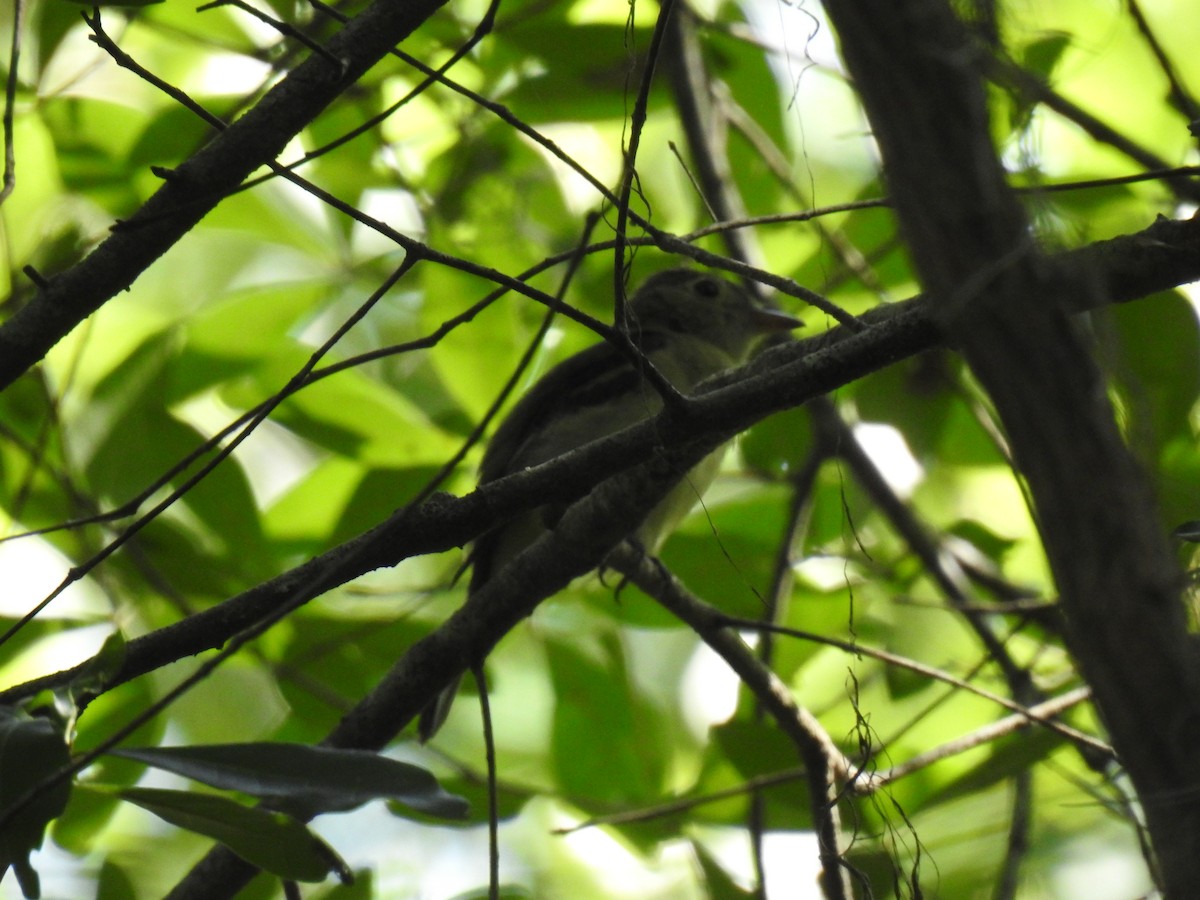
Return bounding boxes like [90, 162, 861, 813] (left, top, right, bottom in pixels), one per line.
[0, 0, 1196, 897]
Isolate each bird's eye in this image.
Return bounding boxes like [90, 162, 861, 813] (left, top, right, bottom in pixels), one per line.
[694, 277, 720, 298]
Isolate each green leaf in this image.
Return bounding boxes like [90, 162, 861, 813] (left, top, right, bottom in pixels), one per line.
[0, 708, 72, 899]
[548, 636, 663, 805]
[110, 743, 468, 819]
[923, 726, 1067, 811]
[496, 23, 662, 123]
[128, 105, 223, 170]
[1108, 291, 1200, 454]
[1009, 32, 1072, 131]
[94, 859, 137, 900]
[713, 719, 805, 783]
[115, 787, 350, 883]
[740, 407, 815, 478]
[61, 0, 164, 6]
[692, 839, 755, 899]
[329, 465, 446, 543]
[700, 719, 812, 830]
[1020, 32, 1073, 83]
[946, 519, 1019, 563]
[1174, 520, 1200, 543]
[853, 351, 963, 462]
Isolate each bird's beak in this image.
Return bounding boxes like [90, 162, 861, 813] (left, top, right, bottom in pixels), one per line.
[752, 306, 804, 332]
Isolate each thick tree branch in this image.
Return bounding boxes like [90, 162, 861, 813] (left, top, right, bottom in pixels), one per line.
[824, 0, 1200, 892]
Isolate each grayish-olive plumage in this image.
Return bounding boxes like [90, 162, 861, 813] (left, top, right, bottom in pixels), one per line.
[418, 268, 801, 740]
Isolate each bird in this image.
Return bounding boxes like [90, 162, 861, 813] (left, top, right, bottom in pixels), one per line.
[418, 267, 801, 741]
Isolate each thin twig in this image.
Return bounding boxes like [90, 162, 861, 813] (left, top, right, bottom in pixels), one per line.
[612, 0, 678, 318]
[200, 0, 347, 73]
[0, 229, 604, 548]
[815, 399, 1040, 700]
[1126, 0, 1199, 122]
[472, 664, 500, 900]
[561, 687, 1094, 828]
[987, 54, 1200, 203]
[604, 0, 691, 412]
[555, 766, 811, 833]
[85, 12, 618, 344]
[0, 0, 23, 204]
[867, 687, 1093, 789]
[264, 0, 499, 178]
[993, 770, 1032, 900]
[728, 616, 1111, 757]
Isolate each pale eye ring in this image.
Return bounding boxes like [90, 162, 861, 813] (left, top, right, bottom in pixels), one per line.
[694, 277, 720, 298]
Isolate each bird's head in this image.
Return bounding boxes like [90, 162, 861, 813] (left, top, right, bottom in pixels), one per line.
[626, 268, 801, 361]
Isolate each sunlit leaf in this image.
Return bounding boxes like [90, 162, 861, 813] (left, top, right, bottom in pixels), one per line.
[60, 0, 164, 7]
[692, 839, 755, 899]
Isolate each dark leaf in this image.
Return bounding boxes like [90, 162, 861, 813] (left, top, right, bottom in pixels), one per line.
[110, 743, 468, 819]
[0, 709, 72, 899]
[116, 787, 351, 884]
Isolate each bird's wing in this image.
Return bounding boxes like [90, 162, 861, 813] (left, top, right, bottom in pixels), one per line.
[477, 335, 667, 484]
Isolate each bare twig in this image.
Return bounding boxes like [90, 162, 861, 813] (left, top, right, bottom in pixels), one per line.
[559, 686, 1094, 829]
[0, 0, 23, 204]
[472, 664, 500, 900]
[612, 0, 679, 318]
[814, 399, 1039, 700]
[1126, 0, 1200, 122]
[994, 770, 1033, 900]
[200, 0, 347, 72]
[867, 688, 1093, 789]
[987, 54, 1200, 204]
[555, 765, 812, 832]
[728, 616, 1110, 757]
